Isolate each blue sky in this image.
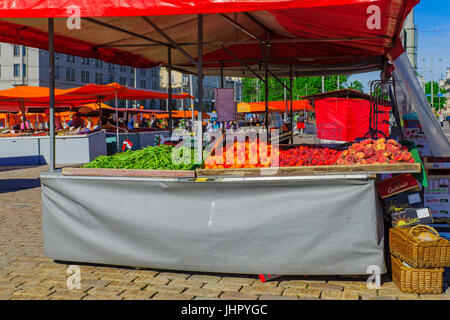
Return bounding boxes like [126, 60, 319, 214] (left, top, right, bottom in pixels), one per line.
[348, 0, 450, 92]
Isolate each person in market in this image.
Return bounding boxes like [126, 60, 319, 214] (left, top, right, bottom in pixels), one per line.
[43, 109, 62, 131]
[205, 120, 213, 132]
[67, 111, 85, 129]
[19, 115, 34, 131]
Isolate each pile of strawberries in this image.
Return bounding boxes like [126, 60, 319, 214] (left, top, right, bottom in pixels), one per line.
[279, 146, 342, 167]
[336, 138, 414, 165]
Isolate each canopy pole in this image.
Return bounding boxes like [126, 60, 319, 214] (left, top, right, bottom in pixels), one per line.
[168, 46, 173, 136]
[197, 14, 203, 163]
[115, 91, 119, 153]
[48, 18, 56, 172]
[98, 98, 103, 125]
[289, 58, 294, 144]
[189, 74, 194, 133]
[264, 43, 269, 134]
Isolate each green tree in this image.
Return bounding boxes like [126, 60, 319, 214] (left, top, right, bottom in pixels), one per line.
[347, 80, 364, 92]
[425, 81, 447, 111]
[242, 75, 356, 102]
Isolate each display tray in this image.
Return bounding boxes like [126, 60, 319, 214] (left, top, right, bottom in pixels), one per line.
[196, 163, 422, 177]
[62, 167, 195, 178]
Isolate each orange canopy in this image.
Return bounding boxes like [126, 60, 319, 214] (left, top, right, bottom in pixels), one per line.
[0, 83, 195, 112]
[237, 100, 313, 113]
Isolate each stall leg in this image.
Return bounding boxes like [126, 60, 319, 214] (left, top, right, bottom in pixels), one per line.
[168, 46, 173, 136]
[197, 14, 204, 163]
[48, 18, 56, 171]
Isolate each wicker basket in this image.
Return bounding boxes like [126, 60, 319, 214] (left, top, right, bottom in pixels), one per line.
[389, 225, 450, 268]
[391, 255, 443, 294]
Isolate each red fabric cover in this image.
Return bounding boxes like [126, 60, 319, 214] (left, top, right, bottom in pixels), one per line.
[0, 0, 419, 68]
[315, 97, 390, 142]
[0, 1, 385, 18]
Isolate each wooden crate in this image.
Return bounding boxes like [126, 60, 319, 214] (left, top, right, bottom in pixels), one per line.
[424, 157, 450, 180]
[62, 167, 195, 178]
[196, 163, 421, 177]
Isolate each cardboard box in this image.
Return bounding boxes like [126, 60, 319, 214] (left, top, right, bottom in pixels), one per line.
[391, 208, 433, 228]
[382, 191, 424, 214]
[425, 179, 449, 195]
[377, 174, 420, 199]
[428, 205, 449, 218]
[424, 194, 450, 206]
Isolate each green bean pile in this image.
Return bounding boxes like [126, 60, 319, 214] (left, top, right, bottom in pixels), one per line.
[83, 145, 196, 170]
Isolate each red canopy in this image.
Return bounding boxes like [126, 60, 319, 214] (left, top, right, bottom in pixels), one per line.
[0, 0, 419, 76]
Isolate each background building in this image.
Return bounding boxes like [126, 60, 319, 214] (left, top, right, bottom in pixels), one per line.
[159, 68, 243, 112]
[0, 43, 162, 109]
[403, 9, 417, 71]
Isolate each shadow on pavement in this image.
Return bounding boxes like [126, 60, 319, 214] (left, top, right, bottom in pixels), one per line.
[0, 178, 41, 193]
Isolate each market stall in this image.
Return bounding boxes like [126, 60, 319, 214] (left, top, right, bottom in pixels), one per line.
[0, 84, 191, 163]
[3, 0, 449, 281]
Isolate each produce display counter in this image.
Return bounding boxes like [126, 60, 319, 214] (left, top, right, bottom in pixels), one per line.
[105, 131, 170, 155]
[40, 162, 421, 275]
[0, 131, 107, 166]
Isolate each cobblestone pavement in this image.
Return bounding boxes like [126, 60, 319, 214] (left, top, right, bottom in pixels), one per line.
[0, 165, 449, 301]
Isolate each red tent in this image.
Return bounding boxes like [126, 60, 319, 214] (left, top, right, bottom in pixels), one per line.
[0, 1, 418, 77]
[315, 97, 390, 142]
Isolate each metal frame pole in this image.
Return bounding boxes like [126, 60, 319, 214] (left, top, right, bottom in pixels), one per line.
[115, 91, 119, 152]
[264, 44, 269, 132]
[289, 59, 294, 144]
[197, 14, 204, 163]
[168, 46, 173, 136]
[48, 18, 56, 172]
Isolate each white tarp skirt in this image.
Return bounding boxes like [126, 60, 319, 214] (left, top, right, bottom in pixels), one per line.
[41, 173, 386, 275]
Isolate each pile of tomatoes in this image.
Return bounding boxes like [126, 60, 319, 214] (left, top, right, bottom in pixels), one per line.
[279, 145, 342, 167]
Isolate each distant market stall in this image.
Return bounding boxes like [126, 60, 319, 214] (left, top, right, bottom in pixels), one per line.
[0, 83, 191, 164]
[2, 0, 450, 284]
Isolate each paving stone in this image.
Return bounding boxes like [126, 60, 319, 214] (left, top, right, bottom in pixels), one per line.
[183, 288, 222, 298]
[188, 275, 222, 283]
[119, 289, 158, 299]
[0, 294, 13, 300]
[82, 294, 123, 300]
[321, 290, 360, 300]
[259, 295, 298, 300]
[203, 282, 242, 292]
[152, 292, 194, 300]
[361, 295, 397, 300]
[106, 280, 145, 290]
[220, 291, 258, 300]
[307, 283, 343, 292]
[86, 286, 126, 296]
[420, 294, 450, 300]
[145, 285, 186, 294]
[156, 272, 191, 280]
[278, 281, 308, 289]
[47, 290, 87, 300]
[282, 288, 321, 299]
[218, 277, 256, 286]
[378, 287, 409, 297]
[141, 276, 170, 286]
[240, 285, 284, 296]
[168, 279, 204, 289]
[343, 287, 378, 296]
